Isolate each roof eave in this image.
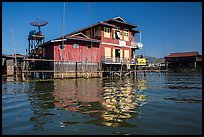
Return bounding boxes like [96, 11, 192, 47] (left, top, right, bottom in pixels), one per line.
[65, 22, 116, 37]
[66, 37, 101, 43]
[105, 19, 137, 28]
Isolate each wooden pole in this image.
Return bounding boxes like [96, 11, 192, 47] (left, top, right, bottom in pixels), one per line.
[120, 60, 123, 78]
[144, 66, 146, 77]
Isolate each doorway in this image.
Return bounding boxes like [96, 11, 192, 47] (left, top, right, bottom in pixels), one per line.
[115, 49, 120, 62]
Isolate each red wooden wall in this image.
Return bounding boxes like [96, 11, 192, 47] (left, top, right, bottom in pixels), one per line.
[53, 41, 101, 63]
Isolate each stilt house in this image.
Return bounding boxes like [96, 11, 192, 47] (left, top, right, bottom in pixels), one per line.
[32, 16, 143, 78]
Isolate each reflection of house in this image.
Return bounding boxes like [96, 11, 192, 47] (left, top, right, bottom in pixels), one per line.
[53, 78, 146, 127]
[53, 79, 104, 111]
[164, 51, 202, 72]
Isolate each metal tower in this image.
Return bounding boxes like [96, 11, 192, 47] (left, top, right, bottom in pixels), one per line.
[27, 18, 48, 58]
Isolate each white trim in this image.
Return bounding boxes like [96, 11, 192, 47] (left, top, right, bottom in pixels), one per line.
[51, 39, 67, 42]
[101, 42, 132, 48]
[113, 16, 126, 22]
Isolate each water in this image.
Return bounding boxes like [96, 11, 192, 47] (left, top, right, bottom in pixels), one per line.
[2, 72, 202, 135]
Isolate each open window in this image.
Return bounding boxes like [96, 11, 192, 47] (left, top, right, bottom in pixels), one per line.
[115, 27, 123, 40]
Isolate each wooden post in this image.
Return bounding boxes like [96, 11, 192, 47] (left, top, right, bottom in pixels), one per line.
[144, 66, 146, 77]
[120, 60, 123, 78]
[136, 66, 138, 77]
[22, 60, 26, 81]
[61, 61, 64, 80]
[76, 62, 78, 78]
[86, 59, 88, 78]
[158, 65, 161, 76]
[134, 58, 137, 78]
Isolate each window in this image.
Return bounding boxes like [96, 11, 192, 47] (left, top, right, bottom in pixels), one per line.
[124, 50, 130, 59]
[59, 44, 65, 50]
[115, 27, 123, 40]
[104, 27, 110, 33]
[73, 43, 79, 48]
[94, 27, 101, 38]
[104, 27, 110, 38]
[124, 29, 128, 36]
[105, 47, 111, 57]
[124, 29, 129, 41]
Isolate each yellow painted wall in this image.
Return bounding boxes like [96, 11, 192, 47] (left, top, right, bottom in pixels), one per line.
[124, 30, 129, 41]
[105, 47, 111, 58]
[124, 50, 129, 59]
[137, 58, 147, 66]
[104, 27, 110, 38]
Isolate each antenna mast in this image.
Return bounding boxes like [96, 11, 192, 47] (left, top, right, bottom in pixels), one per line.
[60, 2, 66, 61]
[12, 27, 17, 80]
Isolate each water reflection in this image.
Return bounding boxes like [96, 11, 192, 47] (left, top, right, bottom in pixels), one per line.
[53, 77, 147, 127]
[3, 73, 202, 135]
[164, 73, 202, 90]
[26, 81, 55, 131]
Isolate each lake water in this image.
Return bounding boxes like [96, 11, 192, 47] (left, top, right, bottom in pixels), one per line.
[2, 72, 202, 135]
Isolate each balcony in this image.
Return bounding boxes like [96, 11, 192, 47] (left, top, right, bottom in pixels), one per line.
[102, 57, 136, 65]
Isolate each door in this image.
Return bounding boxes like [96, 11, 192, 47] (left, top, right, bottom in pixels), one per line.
[115, 49, 120, 63]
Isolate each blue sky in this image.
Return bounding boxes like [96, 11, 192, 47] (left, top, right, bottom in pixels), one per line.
[2, 2, 202, 58]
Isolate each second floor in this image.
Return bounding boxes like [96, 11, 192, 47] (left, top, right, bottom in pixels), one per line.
[66, 16, 142, 49]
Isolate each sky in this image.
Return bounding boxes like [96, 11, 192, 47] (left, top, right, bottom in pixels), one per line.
[2, 2, 202, 58]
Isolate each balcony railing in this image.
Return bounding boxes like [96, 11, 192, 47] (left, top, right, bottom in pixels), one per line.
[102, 57, 136, 65]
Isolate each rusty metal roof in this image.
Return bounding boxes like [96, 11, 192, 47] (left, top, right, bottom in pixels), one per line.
[164, 51, 201, 58]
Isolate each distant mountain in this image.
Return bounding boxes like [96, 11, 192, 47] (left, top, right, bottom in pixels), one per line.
[144, 56, 165, 64]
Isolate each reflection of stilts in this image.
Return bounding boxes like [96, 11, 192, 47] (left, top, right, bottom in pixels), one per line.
[124, 71, 132, 77]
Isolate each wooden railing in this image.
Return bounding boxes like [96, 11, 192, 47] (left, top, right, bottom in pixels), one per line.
[102, 57, 135, 64]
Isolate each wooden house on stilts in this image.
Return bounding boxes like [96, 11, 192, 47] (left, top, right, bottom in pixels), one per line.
[26, 16, 143, 79]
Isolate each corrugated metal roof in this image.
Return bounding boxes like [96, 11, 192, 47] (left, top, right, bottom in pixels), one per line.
[67, 35, 101, 43]
[164, 51, 200, 58]
[64, 21, 116, 38]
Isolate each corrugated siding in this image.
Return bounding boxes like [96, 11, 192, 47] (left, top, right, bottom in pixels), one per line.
[54, 42, 101, 62]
